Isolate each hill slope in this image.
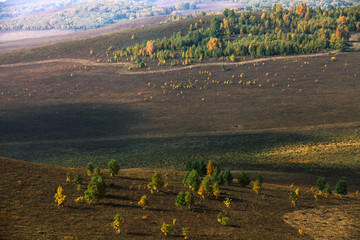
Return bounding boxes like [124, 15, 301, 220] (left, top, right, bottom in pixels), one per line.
[1, 157, 359, 239]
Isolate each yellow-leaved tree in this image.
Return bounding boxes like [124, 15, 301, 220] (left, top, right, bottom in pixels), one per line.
[54, 186, 66, 206]
[112, 214, 125, 234]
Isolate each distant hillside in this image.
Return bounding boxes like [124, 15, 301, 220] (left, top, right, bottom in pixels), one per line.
[1, 0, 358, 31]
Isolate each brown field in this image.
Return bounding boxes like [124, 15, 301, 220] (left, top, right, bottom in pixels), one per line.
[1, 51, 359, 141]
[1, 157, 359, 239]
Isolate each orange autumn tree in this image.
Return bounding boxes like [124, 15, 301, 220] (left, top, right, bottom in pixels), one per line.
[146, 40, 156, 56]
[207, 37, 220, 51]
[296, 3, 306, 17]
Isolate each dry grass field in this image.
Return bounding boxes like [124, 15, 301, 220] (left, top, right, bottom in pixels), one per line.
[1, 157, 359, 239]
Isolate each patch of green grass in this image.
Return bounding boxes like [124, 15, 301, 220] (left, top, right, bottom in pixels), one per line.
[2, 129, 359, 177]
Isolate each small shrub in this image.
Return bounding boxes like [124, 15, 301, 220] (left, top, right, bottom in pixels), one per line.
[217, 212, 229, 225]
[138, 195, 149, 209]
[253, 179, 262, 194]
[331, 56, 337, 61]
[182, 227, 189, 239]
[323, 183, 332, 197]
[335, 180, 347, 196]
[161, 223, 173, 236]
[289, 191, 298, 206]
[54, 186, 66, 206]
[175, 192, 186, 208]
[224, 196, 231, 208]
[238, 171, 251, 187]
[112, 214, 124, 233]
[316, 177, 327, 191]
[66, 172, 71, 182]
[73, 172, 82, 184]
[149, 172, 164, 192]
[87, 162, 94, 176]
[108, 159, 120, 177]
[75, 196, 84, 203]
[221, 64, 226, 71]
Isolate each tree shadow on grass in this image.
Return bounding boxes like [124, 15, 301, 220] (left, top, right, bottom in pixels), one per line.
[105, 194, 131, 201]
[99, 202, 138, 209]
[126, 232, 152, 237]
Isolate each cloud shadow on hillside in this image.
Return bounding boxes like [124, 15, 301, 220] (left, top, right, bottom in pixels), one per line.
[0, 103, 144, 142]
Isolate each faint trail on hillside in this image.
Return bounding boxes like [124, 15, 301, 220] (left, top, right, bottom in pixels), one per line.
[0, 58, 132, 68]
[0, 52, 335, 74]
[122, 52, 336, 75]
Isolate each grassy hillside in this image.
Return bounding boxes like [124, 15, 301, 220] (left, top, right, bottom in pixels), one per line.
[1, 49, 360, 177]
[1, 157, 359, 239]
[0, 8, 360, 178]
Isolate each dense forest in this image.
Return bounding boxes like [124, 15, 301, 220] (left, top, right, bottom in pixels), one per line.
[110, 5, 360, 68]
[0, 0, 178, 31]
[0, 0, 358, 31]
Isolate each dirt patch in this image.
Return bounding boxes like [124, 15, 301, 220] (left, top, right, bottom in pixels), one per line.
[284, 205, 360, 239]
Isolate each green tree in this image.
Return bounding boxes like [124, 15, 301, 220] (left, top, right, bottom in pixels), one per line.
[238, 171, 251, 187]
[175, 192, 186, 208]
[185, 191, 195, 208]
[210, 17, 221, 38]
[212, 167, 224, 185]
[316, 177, 327, 191]
[84, 176, 106, 204]
[185, 170, 201, 191]
[221, 169, 233, 185]
[335, 180, 347, 196]
[108, 159, 120, 177]
[149, 172, 164, 192]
